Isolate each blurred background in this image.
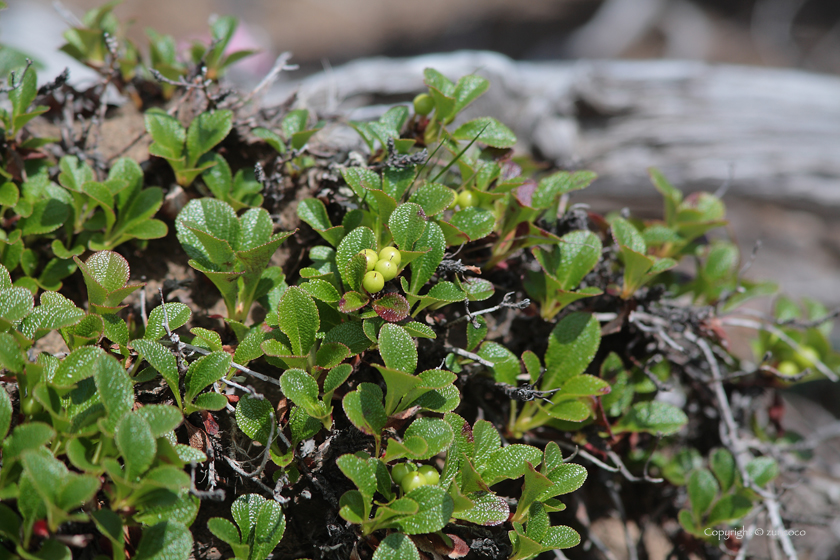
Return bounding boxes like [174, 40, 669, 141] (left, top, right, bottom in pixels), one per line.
[5, 0, 840, 79]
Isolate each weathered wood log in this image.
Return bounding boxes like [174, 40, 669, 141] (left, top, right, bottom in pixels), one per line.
[272, 51, 840, 209]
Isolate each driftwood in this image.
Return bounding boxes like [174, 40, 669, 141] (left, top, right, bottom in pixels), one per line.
[271, 51, 840, 210]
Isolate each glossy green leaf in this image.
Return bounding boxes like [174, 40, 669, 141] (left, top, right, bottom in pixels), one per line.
[450, 207, 495, 241]
[409, 222, 445, 294]
[707, 494, 753, 525]
[398, 485, 454, 535]
[478, 341, 519, 385]
[452, 117, 516, 148]
[184, 351, 231, 404]
[133, 521, 192, 560]
[688, 469, 718, 516]
[281, 368, 327, 419]
[145, 302, 191, 340]
[372, 532, 419, 560]
[116, 412, 156, 480]
[131, 339, 181, 408]
[483, 444, 543, 486]
[746, 457, 778, 487]
[710, 448, 736, 492]
[274, 286, 319, 356]
[389, 203, 427, 251]
[342, 383, 387, 438]
[145, 109, 185, 159]
[235, 395, 273, 446]
[186, 110, 233, 167]
[543, 312, 600, 390]
[614, 401, 688, 436]
[336, 227, 376, 290]
[378, 324, 417, 374]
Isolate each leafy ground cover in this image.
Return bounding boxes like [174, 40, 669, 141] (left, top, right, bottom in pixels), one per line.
[0, 3, 839, 560]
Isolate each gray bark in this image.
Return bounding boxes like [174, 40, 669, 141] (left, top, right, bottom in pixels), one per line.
[271, 51, 840, 210]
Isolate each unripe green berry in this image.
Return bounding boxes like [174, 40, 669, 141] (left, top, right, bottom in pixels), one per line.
[793, 346, 820, 369]
[375, 259, 398, 281]
[458, 190, 477, 208]
[362, 271, 385, 293]
[391, 462, 414, 484]
[20, 396, 42, 415]
[413, 93, 434, 116]
[378, 247, 401, 267]
[360, 249, 378, 272]
[776, 361, 800, 376]
[401, 471, 426, 493]
[417, 465, 439, 486]
[447, 188, 458, 210]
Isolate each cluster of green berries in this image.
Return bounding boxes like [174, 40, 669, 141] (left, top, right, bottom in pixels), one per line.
[391, 462, 440, 493]
[776, 345, 820, 376]
[360, 247, 401, 293]
[449, 188, 478, 211]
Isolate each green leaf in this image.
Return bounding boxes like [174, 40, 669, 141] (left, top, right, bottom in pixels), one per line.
[281, 368, 327, 419]
[342, 383, 387, 438]
[336, 227, 376, 290]
[324, 321, 372, 355]
[746, 457, 778, 487]
[19, 291, 85, 340]
[542, 312, 600, 390]
[298, 198, 334, 232]
[378, 324, 417, 373]
[336, 454, 377, 500]
[145, 302, 191, 340]
[0, 387, 11, 440]
[251, 499, 286, 560]
[145, 109, 185, 159]
[253, 127, 286, 154]
[338, 290, 369, 313]
[688, 469, 718, 516]
[452, 491, 509, 526]
[614, 401, 688, 436]
[483, 445, 543, 486]
[342, 167, 381, 198]
[134, 521, 192, 560]
[452, 74, 489, 115]
[94, 354, 134, 430]
[710, 448, 736, 492]
[186, 110, 233, 167]
[478, 342, 519, 386]
[2, 422, 55, 462]
[409, 222, 445, 294]
[131, 339, 181, 408]
[452, 117, 516, 148]
[389, 203, 427, 251]
[75, 250, 139, 309]
[0, 182, 19, 207]
[0, 333, 25, 374]
[207, 518, 242, 553]
[176, 198, 239, 269]
[403, 417, 454, 460]
[513, 463, 555, 522]
[192, 392, 228, 411]
[372, 532, 419, 560]
[532, 171, 596, 209]
[184, 351, 231, 404]
[137, 405, 183, 437]
[409, 182, 455, 217]
[52, 346, 104, 387]
[235, 395, 273, 446]
[707, 494, 753, 525]
[449, 207, 495, 241]
[323, 363, 353, 395]
[275, 286, 319, 356]
[116, 412, 156, 480]
[398, 485, 454, 535]
[403, 322, 436, 339]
